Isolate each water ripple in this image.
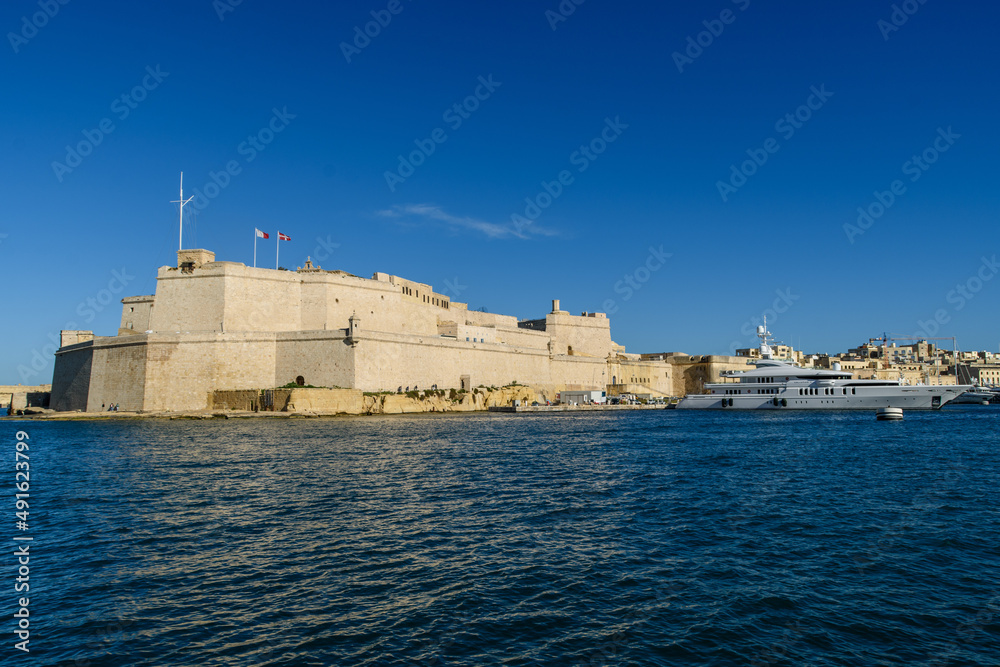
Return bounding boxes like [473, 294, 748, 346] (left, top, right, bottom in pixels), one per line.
[9, 407, 1000, 665]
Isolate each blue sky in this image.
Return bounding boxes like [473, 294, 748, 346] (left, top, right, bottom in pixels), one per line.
[1, 0, 998, 384]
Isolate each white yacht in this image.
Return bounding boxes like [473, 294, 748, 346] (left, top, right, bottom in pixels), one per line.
[675, 325, 971, 410]
[948, 389, 995, 405]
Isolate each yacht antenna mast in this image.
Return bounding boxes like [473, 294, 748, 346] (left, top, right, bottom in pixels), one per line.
[171, 172, 195, 251]
[757, 316, 773, 359]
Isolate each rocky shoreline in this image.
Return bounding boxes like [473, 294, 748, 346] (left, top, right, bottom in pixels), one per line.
[7, 385, 545, 420]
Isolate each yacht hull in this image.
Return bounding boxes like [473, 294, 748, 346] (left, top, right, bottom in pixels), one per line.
[676, 386, 968, 410]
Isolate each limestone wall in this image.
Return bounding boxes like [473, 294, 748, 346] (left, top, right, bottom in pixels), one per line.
[222, 267, 301, 332]
[274, 331, 355, 389]
[51, 343, 94, 411]
[285, 388, 365, 412]
[608, 358, 673, 396]
[462, 309, 519, 329]
[549, 356, 613, 395]
[146, 262, 451, 338]
[209, 385, 538, 415]
[149, 267, 230, 332]
[61, 331, 94, 347]
[455, 323, 498, 344]
[0, 385, 50, 411]
[668, 355, 751, 395]
[544, 311, 612, 357]
[142, 333, 278, 411]
[86, 338, 148, 411]
[120, 296, 155, 334]
[352, 332, 557, 393]
[493, 326, 550, 350]
[210, 390, 264, 411]
[0, 385, 51, 397]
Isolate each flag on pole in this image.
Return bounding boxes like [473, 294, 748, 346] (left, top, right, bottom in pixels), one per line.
[253, 228, 269, 267]
[276, 231, 290, 269]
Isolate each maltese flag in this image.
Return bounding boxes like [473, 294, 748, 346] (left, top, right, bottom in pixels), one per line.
[255, 229, 269, 239]
[278, 232, 291, 241]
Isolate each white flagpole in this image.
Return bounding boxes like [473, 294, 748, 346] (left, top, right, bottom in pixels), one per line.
[276, 231, 280, 270]
[171, 172, 194, 252]
[253, 229, 257, 268]
[179, 173, 184, 250]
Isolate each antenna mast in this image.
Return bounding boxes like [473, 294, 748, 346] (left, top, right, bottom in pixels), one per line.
[171, 172, 195, 251]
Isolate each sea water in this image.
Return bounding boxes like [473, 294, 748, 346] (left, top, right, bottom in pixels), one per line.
[7, 406, 1000, 665]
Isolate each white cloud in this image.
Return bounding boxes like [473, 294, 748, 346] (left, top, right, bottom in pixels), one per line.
[376, 204, 556, 240]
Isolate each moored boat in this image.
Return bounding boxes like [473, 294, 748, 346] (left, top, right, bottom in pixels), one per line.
[676, 323, 971, 410]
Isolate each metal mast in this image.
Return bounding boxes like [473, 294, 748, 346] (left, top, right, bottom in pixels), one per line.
[171, 172, 194, 251]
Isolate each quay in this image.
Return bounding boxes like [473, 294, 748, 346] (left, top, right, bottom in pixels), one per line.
[488, 404, 668, 413]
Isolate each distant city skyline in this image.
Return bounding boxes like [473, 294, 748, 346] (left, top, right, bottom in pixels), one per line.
[1, 0, 998, 384]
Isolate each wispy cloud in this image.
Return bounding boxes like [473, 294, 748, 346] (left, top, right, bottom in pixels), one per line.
[376, 204, 555, 240]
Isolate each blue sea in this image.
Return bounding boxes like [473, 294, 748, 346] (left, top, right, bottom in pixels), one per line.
[5, 407, 1000, 666]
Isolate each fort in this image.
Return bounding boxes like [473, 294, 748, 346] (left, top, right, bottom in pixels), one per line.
[48, 249, 746, 413]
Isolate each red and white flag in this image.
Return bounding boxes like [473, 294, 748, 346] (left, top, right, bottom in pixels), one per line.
[255, 229, 269, 239]
[278, 232, 291, 241]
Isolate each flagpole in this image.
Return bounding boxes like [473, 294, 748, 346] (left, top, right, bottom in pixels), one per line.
[253, 229, 257, 268]
[170, 172, 194, 252]
[276, 231, 280, 270]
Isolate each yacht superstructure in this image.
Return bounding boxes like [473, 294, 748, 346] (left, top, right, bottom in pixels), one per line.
[675, 323, 971, 410]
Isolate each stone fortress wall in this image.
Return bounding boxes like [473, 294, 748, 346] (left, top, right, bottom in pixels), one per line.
[51, 249, 742, 412]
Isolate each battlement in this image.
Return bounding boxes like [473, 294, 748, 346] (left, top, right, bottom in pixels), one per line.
[177, 249, 216, 272]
